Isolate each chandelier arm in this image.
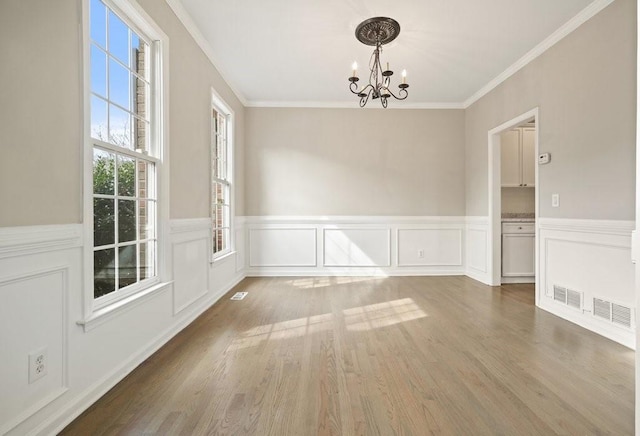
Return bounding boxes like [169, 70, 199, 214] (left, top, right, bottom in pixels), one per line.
[386, 87, 409, 101]
[349, 80, 362, 94]
[359, 88, 372, 107]
[350, 82, 374, 96]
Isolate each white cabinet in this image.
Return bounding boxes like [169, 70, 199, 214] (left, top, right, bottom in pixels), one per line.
[501, 127, 535, 187]
[502, 222, 534, 280]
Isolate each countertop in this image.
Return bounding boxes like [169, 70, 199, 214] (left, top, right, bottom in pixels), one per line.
[501, 213, 535, 223]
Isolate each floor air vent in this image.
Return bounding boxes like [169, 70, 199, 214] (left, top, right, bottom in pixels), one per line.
[593, 298, 633, 329]
[553, 285, 581, 310]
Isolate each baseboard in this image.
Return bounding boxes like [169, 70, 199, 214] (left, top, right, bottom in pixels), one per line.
[41, 272, 245, 436]
[245, 268, 465, 277]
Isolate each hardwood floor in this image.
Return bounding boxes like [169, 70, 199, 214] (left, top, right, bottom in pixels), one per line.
[61, 277, 634, 435]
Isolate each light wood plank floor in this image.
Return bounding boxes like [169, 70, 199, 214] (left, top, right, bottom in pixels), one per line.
[62, 276, 634, 435]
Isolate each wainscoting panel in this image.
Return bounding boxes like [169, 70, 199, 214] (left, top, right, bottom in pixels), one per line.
[170, 218, 210, 315]
[538, 218, 635, 348]
[0, 267, 68, 436]
[0, 225, 80, 436]
[397, 228, 462, 266]
[243, 217, 468, 276]
[324, 228, 390, 267]
[465, 217, 490, 284]
[249, 228, 317, 267]
[172, 237, 209, 315]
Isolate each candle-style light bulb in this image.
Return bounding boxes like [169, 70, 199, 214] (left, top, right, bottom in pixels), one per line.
[352, 61, 358, 78]
[402, 69, 407, 84]
[386, 62, 390, 71]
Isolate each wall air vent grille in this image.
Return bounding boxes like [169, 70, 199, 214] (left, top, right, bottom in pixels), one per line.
[593, 298, 611, 320]
[553, 285, 582, 310]
[566, 289, 582, 309]
[611, 303, 632, 328]
[553, 285, 567, 303]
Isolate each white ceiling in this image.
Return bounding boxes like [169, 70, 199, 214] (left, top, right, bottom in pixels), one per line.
[174, 0, 603, 108]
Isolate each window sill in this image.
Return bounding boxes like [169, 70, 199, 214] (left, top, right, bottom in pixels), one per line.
[77, 281, 173, 332]
[211, 250, 236, 265]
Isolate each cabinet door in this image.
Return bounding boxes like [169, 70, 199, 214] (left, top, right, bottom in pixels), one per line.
[521, 128, 536, 187]
[500, 129, 521, 187]
[502, 234, 535, 276]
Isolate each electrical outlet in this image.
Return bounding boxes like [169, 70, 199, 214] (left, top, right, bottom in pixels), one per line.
[552, 194, 560, 208]
[418, 249, 425, 258]
[29, 347, 48, 384]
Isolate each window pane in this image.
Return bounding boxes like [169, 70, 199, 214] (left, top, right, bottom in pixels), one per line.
[108, 10, 129, 64]
[94, 198, 115, 246]
[138, 200, 154, 239]
[90, 95, 108, 141]
[90, 0, 106, 48]
[108, 58, 130, 111]
[117, 155, 135, 197]
[215, 205, 224, 228]
[213, 229, 221, 254]
[118, 199, 136, 242]
[91, 45, 107, 97]
[109, 104, 131, 148]
[118, 245, 137, 289]
[139, 241, 155, 280]
[94, 248, 115, 298]
[93, 149, 115, 195]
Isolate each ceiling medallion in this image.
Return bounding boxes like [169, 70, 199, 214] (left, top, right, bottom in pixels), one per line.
[348, 17, 409, 108]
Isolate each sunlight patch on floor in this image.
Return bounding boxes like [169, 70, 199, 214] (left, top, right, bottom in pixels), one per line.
[288, 276, 387, 289]
[228, 298, 426, 350]
[343, 298, 427, 332]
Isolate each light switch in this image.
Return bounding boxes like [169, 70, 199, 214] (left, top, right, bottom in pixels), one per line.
[552, 194, 559, 207]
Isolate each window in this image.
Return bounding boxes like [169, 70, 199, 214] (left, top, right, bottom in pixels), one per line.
[211, 97, 232, 258]
[89, 0, 159, 302]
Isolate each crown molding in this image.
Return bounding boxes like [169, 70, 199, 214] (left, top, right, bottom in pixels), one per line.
[164, 0, 248, 106]
[463, 0, 615, 108]
[245, 101, 465, 110]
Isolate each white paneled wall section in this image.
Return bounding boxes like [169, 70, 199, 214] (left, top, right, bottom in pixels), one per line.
[243, 216, 469, 276]
[0, 220, 244, 435]
[537, 218, 635, 348]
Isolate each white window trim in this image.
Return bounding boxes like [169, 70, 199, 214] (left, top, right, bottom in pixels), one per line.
[211, 88, 234, 262]
[80, 0, 171, 327]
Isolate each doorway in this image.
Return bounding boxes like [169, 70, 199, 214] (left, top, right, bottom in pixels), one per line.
[487, 108, 539, 304]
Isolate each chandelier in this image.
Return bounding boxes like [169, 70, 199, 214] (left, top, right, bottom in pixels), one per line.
[348, 17, 409, 108]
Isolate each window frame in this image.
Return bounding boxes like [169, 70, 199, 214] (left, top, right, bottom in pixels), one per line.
[210, 90, 234, 261]
[82, 0, 169, 319]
